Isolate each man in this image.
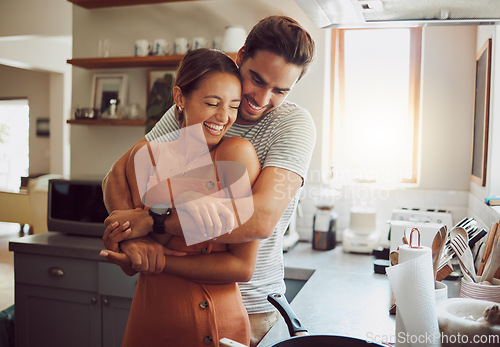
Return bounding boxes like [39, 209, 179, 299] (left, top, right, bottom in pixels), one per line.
[101, 15, 316, 346]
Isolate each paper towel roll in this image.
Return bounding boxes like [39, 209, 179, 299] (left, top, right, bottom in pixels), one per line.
[386, 244, 440, 347]
[398, 244, 431, 264]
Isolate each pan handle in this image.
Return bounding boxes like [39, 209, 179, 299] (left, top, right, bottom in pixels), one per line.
[267, 293, 308, 337]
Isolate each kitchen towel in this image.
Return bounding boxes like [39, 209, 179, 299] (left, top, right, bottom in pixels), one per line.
[386, 244, 440, 347]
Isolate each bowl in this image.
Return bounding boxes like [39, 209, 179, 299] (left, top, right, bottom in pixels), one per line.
[437, 298, 500, 346]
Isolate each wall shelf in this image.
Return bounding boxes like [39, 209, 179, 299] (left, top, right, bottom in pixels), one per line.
[67, 53, 236, 69]
[68, 0, 197, 9]
[67, 55, 184, 69]
[67, 119, 145, 126]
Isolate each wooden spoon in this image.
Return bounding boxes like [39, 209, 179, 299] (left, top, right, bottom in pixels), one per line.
[432, 226, 447, 280]
[480, 237, 500, 282]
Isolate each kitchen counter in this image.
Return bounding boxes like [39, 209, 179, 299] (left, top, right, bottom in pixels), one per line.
[9, 232, 105, 260]
[9, 234, 460, 346]
[259, 241, 461, 346]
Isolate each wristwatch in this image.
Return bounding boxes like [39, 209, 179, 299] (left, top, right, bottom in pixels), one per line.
[148, 203, 171, 234]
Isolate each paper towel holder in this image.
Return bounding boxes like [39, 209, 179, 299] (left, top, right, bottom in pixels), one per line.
[409, 227, 421, 249]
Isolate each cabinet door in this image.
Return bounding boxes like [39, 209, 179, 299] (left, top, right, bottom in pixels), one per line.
[15, 284, 101, 347]
[102, 295, 133, 347]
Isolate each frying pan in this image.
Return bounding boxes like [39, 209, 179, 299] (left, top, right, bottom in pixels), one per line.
[265, 293, 387, 347]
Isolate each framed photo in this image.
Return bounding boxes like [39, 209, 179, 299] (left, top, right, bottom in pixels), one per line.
[471, 39, 491, 186]
[36, 118, 50, 137]
[146, 69, 176, 132]
[91, 74, 129, 115]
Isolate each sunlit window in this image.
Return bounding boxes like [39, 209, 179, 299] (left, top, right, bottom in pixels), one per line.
[331, 28, 421, 185]
[0, 99, 29, 192]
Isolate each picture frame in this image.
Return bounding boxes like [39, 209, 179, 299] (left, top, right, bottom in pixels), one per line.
[146, 69, 176, 100]
[36, 118, 50, 137]
[471, 38, 491, 187]
[145, 69, 176, 132]
[91, 74, 129, 115]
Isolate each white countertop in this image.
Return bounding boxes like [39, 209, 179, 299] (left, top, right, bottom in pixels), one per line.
[259, 241, 461, 346]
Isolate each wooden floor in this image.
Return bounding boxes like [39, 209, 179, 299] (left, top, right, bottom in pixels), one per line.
[0, 222, 26, 311]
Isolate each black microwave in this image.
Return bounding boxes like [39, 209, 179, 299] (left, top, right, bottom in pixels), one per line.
[47, 179, 108, 237]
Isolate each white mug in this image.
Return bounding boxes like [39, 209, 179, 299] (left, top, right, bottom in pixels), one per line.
[192, 37, 207, 50]
[212, 36, 223, 50]
[174, 37, 189, 55]
[135, 39, 151, 57]
[98, 39, 110, 57]
[153, 39, 168, 55]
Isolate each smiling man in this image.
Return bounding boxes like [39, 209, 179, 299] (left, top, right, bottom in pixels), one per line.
[101, 16, 316, 346]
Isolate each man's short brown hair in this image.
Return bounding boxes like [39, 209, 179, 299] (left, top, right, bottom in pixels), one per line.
[242, 16, 315, 81]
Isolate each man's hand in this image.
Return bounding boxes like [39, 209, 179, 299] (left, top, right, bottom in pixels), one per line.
[175, 191, 235, 240]
[120, 237, 186, 274]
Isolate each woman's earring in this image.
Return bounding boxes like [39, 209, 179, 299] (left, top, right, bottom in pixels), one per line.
[177, 106, 183, 114]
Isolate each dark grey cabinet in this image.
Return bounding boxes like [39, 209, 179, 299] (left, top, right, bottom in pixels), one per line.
[13, 252, 137, 347]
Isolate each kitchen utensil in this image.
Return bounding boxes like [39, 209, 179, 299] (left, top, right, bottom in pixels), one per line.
[479, 236, 500, 282]
[478, 223, 499, 276]
[436, 260, 454, 281]
[432, 226, 447, 280]
[262, 293, 386, 346]
[450, 229, 477, 283]
[390, 250, 399, 266]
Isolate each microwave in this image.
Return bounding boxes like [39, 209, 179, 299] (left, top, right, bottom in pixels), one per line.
[47, 179, 108, 237]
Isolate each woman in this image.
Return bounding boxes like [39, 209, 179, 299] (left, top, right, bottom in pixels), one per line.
[117, 48, 260, 346]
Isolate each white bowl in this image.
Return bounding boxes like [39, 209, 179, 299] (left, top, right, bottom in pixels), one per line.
[437, 298, 500, 346]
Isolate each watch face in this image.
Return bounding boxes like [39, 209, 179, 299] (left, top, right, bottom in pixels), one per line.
[150, 203, 170, 215]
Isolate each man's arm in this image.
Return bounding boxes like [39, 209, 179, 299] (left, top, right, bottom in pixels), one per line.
[163, 166, 302, 243]
[102, 136, 147, 212]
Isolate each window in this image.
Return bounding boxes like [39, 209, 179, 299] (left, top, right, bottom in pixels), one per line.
[331, 28, 422, 184]
[0, 99, 29, 192]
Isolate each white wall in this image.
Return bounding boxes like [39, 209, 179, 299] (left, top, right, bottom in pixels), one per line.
[0, 0, 71, 37]
[468, 25, 500, 229]
[419, 25, 476, 190]
[0, 0, 72, 177]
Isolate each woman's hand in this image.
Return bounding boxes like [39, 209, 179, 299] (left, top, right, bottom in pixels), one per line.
[174, 191, 235, 241]
[103, 208, 152, 249]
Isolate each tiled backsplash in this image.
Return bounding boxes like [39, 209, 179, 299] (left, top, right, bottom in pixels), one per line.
[296, 183, 472, 242]
[468, 192, 500, 229]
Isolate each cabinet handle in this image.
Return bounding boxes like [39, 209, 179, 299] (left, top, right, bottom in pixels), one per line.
[103, 298, 109, 306]
[48, 267, 65, 277]
[90, 297, 98, 305]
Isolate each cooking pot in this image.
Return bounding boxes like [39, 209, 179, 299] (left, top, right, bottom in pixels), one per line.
[220, 293, 387, 347]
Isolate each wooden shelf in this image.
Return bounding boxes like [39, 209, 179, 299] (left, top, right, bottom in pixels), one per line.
[67, 55, 184, 69]
[67, 53, 236, 69]
[67, 119, 146, 126]
[68, 0, 197, 9]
